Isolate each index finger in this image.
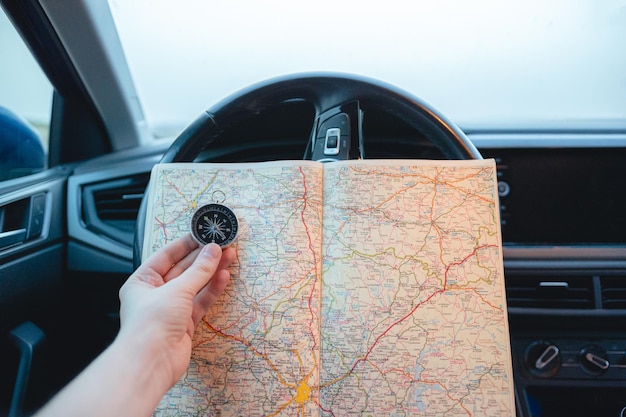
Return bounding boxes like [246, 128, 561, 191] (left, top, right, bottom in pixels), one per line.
[139, 234, 200, 276]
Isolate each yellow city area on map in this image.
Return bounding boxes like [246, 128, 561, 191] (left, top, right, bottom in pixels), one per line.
[143, 159, 514, 417]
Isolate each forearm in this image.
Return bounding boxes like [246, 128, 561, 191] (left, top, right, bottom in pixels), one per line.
[34, 240, 233, 417]
[35, 333, 172, 417]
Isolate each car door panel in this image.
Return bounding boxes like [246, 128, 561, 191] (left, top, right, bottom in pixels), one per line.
[0, 170, 67, 417]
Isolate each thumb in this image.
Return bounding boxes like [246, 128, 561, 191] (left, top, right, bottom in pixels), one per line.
[173, 243, 223, 294]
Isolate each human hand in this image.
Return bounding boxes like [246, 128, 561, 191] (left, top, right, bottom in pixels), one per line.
[118, 234, 236, 388]
[33, 236, 236, 417]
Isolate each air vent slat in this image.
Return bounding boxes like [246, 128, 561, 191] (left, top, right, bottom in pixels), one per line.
[81, 173, 150, 246]
[94, 187, 146, 220]
[600, 276, 626, 309]
[507, 298, 591, 309]
[506, 276, 594, 309]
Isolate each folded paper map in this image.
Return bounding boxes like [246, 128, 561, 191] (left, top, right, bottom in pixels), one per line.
[142, 159, 514, 417]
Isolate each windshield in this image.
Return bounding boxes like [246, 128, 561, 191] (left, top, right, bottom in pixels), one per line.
[109, 0, 626, 138]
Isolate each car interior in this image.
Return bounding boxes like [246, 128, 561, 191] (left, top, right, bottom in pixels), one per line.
[1, 1, 626, 416]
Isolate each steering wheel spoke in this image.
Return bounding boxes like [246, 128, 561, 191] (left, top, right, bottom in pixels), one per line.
[309, 101, 363, 161]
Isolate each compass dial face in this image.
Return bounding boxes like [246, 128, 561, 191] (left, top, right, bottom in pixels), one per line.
[191, 203, 239, 247]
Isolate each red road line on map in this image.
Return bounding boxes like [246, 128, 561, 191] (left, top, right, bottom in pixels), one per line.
[204, 320, 297, 389]
[349, 244, 494, 374]
[298, 166, 319, 352]
[349, 287, 444, 374]
[154, 216, 168, 240]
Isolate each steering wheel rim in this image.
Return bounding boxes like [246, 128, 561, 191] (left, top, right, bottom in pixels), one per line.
[134, 72, 481, 267]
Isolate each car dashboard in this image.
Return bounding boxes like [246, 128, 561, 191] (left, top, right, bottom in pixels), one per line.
[2, 99, 626, 416]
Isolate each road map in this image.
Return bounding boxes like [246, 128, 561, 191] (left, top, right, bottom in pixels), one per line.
[143, 159, 514, 416]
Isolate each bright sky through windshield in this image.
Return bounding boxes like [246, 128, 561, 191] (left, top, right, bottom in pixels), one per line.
[109, 0, 626, 137]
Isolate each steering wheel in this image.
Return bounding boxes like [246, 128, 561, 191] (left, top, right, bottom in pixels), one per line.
[133, 73, 481, 266]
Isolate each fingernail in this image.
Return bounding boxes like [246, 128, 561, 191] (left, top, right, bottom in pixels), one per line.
[202, 243, 221, 259]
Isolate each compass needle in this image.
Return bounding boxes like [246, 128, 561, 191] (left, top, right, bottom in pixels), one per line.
[191, 203, 239, 248]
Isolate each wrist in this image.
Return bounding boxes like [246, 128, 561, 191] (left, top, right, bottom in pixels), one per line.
[111, 329, 176, 401]
[34, 328, 177, 417]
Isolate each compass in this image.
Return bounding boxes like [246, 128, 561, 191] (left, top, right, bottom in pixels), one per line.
[191, 203, 239, 247]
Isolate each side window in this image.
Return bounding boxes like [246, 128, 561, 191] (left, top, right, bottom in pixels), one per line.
[0, 7, 52, 181]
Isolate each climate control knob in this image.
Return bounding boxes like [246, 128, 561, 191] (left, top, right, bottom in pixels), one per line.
[525, 340, 561, 377]
[579, 344, 609, 375]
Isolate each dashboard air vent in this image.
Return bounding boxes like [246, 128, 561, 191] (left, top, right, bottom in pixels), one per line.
[82, 173, 150, 246]
[600, 276, 626, 309]
[506, 276, 594, 309]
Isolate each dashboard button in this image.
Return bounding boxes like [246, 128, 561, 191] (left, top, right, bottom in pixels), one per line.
[525, 340, 561, 377]
[497, 181, 510, 197]
[579, 345, 609, 375]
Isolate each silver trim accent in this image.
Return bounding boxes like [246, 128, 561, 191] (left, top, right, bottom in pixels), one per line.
[584, 352, 609, 370]
[324, 127, 341, 155]
[539, 282, 568, 288]
[535, 345, 559, 370]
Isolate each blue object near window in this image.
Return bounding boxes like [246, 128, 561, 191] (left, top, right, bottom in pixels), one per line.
[0, 106, 45, 181]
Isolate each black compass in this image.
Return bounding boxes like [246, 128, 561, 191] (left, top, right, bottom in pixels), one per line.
[191, 203, 239, 247]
